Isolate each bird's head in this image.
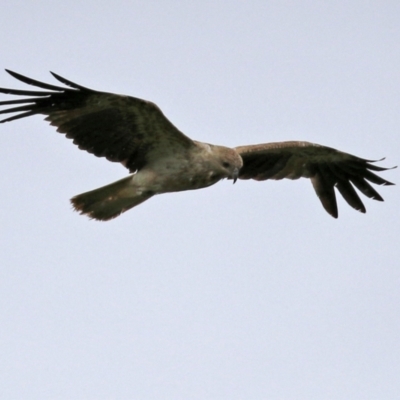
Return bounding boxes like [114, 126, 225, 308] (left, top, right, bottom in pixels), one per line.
[214, 146, 243, 183]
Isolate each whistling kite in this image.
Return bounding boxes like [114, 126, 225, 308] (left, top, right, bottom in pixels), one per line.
[0, 70, 394, 220]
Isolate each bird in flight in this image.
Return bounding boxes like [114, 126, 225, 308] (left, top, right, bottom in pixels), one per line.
[0, 70, 394, 221]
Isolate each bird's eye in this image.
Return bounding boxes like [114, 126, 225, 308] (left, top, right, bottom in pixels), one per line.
[222, 162, 230, 168]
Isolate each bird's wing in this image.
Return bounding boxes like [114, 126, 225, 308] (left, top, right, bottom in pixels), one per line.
[235, 141, 395, 218]
[0, 70, 194, 173]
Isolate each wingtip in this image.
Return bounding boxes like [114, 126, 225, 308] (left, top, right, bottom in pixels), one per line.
[49, 71, 59, 79]
[5, 69, 18, 78]
[326, 207, 339, 219]
[49, 71, 92, 91]
[49, 71, 63, 84]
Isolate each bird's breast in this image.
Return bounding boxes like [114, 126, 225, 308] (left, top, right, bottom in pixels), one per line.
[138, 156, 224, 194]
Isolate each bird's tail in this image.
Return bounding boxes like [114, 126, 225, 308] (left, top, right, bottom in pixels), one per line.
[70, 175, 153, 221]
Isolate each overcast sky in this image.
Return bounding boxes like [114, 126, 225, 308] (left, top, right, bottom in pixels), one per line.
[1, 1, 399, 399]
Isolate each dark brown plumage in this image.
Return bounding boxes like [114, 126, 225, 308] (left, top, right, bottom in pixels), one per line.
[0, 70, 395, 220]
[235, 142, 393, 217]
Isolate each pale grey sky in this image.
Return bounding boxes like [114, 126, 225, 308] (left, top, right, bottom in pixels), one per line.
[1, 1, 399, 399]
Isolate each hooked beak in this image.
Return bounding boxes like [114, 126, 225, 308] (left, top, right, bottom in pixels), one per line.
[232, 168, 239, 184]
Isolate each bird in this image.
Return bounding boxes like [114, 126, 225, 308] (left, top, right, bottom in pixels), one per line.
[0, 70, 394, 221]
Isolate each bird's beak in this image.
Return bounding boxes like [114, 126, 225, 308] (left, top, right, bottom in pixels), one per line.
[232, 168, 239, 184]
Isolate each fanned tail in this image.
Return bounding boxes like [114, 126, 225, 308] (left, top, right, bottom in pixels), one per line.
[70, 175, 153, 221]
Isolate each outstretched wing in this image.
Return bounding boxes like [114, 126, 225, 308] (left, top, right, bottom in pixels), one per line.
[0, 70, 194, 173]
[235, 141, 395, 218]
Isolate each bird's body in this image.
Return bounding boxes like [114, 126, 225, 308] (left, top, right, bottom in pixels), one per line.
[71, 142, 242, 220]
[0, 70, 394, 220]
